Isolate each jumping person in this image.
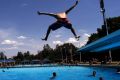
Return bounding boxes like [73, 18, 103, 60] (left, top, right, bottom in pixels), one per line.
[37, 0, 80, 41]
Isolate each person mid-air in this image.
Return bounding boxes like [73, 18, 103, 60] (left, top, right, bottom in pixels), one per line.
[37, 0, 80, 41]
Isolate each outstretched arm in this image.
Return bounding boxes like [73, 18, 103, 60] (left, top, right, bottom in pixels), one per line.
[37, 11, 56, 17]
[65, 0, 79, 14]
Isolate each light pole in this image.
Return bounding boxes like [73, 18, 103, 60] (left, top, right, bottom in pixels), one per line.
[64, 47, 67, 63]
[69, 44, 73, 63]
[99, 0, 112, 62]
[3, 51, 6, 67]
[78, 39, 82, 63]
[100, 0, 109, 35]
[60, 47, 64, 63]
[79, 52, 81, 63]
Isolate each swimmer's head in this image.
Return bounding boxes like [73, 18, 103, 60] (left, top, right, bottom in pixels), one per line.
[93, 71, 96, 77]
[53, 72, 56, 77]
[99, 77, 103, 80]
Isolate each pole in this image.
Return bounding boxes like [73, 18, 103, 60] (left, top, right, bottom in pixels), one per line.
[78, 36, 82, 63]
[80, 52, 81, 63]
[99, 0, 112, 62]
[109, 49, 112, 62]
[69, 43, 73, 63]
[64, 47, 67, 63]
[3, 51, 6, 67]
[70, 47, 73, 63]
[100, 0, 108, 35]
[61, 47, 64, 63]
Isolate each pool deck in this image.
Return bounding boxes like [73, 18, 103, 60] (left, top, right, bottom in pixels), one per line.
[0, 62, 120, 68]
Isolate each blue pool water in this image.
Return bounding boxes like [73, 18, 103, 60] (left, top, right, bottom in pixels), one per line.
[0, 66, 120, 80]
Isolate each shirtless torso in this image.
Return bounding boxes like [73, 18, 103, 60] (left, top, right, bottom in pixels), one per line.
[37, 0, 80, 41]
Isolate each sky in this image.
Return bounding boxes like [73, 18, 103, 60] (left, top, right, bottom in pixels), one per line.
[0, 0, 120, 58]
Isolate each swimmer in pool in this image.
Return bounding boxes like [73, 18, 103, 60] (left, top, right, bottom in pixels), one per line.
[50, 72, 57, 80]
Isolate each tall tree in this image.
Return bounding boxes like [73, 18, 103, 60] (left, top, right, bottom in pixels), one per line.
[87, 16, 120, 44]
[0, 52, 7, 60]
[24, 51, 30, 60]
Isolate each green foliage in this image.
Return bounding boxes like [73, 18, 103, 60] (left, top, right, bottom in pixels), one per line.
[85, 16, 120, 61]
[12, 43, 79, 63]
[0, 52, 7, 60]
[87, 16, 120, 44]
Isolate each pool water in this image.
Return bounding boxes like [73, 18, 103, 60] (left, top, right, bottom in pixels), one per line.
[0, 66, 120, 80]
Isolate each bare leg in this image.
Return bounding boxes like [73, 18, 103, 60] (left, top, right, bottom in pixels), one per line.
[64, 23, 80, 40]
[70, 27, 80, 40]
[71, 27, 77, 37]
[42, 22, 62, 41]
[42, 27, 51, 41]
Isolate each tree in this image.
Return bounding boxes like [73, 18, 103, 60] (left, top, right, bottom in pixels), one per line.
[39, 44, 54, 61]
[87, 16, 120, 44]
[85, 16, 120, 61]
[13, 52, 24, 61]
[0, 52, 7, 60]
[87, 33, 99, 44]
[53, 43, 78, 62]
[24, 51, 30, 60]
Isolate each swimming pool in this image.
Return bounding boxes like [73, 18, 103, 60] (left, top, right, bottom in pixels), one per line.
[0, 66, 120, 80]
